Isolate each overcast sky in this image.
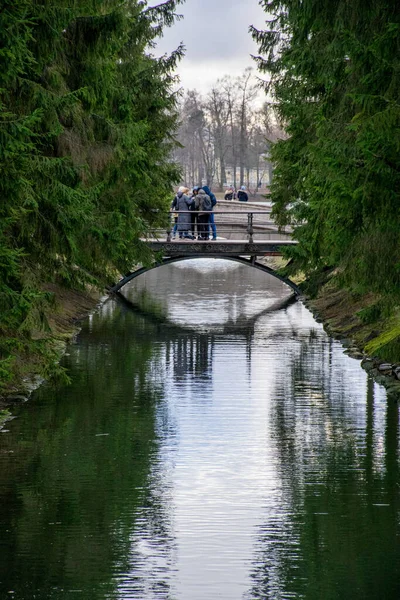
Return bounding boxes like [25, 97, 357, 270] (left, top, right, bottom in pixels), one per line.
[154, 0, 268, 92]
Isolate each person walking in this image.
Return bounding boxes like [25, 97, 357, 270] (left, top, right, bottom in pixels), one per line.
[195, 188, 212, 240]
[237, 185, 248, 202]
[171, 186, 194, 239]
[201, 185, 217, 240]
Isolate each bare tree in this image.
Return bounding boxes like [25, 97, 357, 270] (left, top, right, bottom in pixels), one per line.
[220, 76, 240, 189]
[173, 91, 206, 185]
[206, 85, 230, 190]
[191, 104, 214, 185]
[173, 71, 281, 191]
[236, 68, 258, 187]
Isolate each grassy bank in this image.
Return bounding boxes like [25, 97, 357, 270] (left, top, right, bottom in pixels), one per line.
[0, 284, 102, 411]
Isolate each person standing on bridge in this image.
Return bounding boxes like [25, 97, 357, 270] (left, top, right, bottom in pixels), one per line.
[190, 186, 199, 238]
[171, 186, 193, 239]
[237, 185, 248, 202]
[201, 185, 217, 240]
[195, 188, 212, 240]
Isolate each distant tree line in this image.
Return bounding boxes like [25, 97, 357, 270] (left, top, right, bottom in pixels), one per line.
[173, 69, 279, 191]
[252, 0, 400, 304]
[0, 0, 183, 391]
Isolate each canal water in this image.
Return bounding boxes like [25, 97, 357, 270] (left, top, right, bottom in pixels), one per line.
[0, 259, 399, 600]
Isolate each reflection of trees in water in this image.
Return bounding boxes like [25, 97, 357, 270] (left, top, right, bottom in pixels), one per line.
[0, 302, 177, 600]
[119, 288, 297, 399]
[165, 333, 214, 380]
[222, 293, 297, 335]
[3, 294, 399, 599]
[248, 331, 400, 600]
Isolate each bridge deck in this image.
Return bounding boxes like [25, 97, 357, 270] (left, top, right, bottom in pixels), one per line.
[145, 238, 297, 257]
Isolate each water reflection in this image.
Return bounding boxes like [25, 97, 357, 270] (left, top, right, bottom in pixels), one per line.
[0, 307, 176, 599]
[123, 258, 293, 331]
[0, 260, 399, 600]
[248, 307, 400, 600]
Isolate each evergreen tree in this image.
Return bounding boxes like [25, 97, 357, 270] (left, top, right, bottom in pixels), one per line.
[252, 0, 400, 295]
[0, 0, 184, 391]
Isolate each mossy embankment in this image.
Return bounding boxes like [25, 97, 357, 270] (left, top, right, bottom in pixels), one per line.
[0, 284, 103, 417]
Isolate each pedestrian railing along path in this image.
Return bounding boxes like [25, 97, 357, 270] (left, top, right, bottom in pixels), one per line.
[146, 206, 296, 258]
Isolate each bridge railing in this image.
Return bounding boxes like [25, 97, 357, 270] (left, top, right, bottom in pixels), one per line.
[147, 210, 291, 243]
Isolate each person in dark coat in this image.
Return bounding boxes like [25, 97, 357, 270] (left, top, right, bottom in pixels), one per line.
[195, 188, 211, 240]
[171, 187, 193, 239]
[201, 185, 217, 240]
[190, 186, 200, 238]
[224, 187, 234, 200]
[237, 185, 248, 202]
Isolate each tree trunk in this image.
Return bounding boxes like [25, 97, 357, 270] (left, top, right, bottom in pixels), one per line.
[220, 158, 226, 190]
[239, 98, 246, 187]
[267, 161, 273, 185]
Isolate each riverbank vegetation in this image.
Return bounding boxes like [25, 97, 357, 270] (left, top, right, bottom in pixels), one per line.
[253, 0, 400, 361]
[0, 0, 184, 397]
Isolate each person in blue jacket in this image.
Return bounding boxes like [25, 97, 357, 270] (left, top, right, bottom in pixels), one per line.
[201, 185, 217, 240]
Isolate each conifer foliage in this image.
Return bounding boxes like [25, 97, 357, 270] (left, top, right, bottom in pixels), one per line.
[0, 0, 184, 391]
[252, 0, 400, 294]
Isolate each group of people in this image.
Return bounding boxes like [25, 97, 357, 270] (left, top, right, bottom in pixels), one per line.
[171, 185, 217, 240]
[224, 185, 248, 202]
[170, 183, 249, 240]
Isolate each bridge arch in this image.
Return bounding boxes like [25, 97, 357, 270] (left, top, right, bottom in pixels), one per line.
[110, 255, 301, 295]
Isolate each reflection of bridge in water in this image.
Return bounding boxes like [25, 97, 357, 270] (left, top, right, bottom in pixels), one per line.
[110, 201, 300, 294]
